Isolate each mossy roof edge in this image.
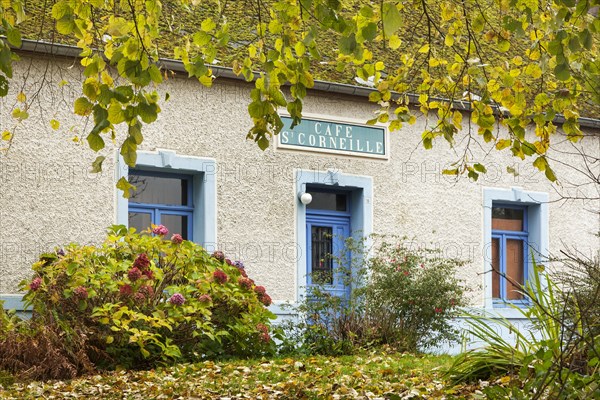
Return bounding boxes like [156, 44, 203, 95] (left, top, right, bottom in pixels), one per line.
[12, 38, 600, 130]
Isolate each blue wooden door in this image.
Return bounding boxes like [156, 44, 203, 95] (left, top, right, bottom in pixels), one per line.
[306, 213, 351, 298]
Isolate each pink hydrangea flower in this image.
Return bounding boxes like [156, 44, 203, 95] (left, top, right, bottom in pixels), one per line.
[30, 277, 42, 291]
[171, 234, 183, 244]
[152, 225, 169, 236]
[198, 294, 212, 303]
[133, 253, 150, 270]
[213, 269, 228, 284]
[212, 251, 225, 262]
[128, 267, 142, 282]
[74, 286, 88, 300]
[169, 293, 185, 305]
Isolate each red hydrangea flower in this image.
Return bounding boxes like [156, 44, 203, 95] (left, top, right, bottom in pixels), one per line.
[128, 267, 142, 282]
[225, 258, 233, 266]
[29, 277, 42, 291]
[213, 269, 228, 284]
[212, 251, 225, 262]
[139, 285, 154, 297]
[171, 234, 183, 244]
[152, 225, 169, 236]
[238, 277, 253, 290]
[169, 293, 185, 305]
[133, 253, 150, 270]
[434, 307, 443, 313]
[261, 332, 271, 343]
[74, 286, 88, 300]
[142, 269, 154, 280]
[254, 286, 266, 295]
[198, 294, 212, 303]
[119, 284, 133, 297]
[259, 293, 272, 307]
[256, 323, 268, 334]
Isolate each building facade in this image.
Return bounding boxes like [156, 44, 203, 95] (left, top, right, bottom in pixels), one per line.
[1, 44, 599, 350]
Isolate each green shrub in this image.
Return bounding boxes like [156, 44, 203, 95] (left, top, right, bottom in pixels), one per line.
[10, 225, 275, 376]
[280, 236, 468, 355]
[365, 240, 469, 351]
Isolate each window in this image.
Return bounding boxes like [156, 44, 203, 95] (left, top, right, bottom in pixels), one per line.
[483, 187, 549, 310]
[491, 206, 528, 303]
[116, 149, 217, 248]
[128, 171, 194, 240]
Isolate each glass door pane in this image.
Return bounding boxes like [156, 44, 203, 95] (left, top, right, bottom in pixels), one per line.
[311, 226, 333, 285]
[506, 239, 525, 300]
[491, 238, 500, 298]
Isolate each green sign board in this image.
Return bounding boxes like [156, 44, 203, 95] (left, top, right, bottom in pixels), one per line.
[277, 116, 388, 159]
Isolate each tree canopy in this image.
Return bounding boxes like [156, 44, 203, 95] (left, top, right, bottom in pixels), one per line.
[0, 0, 599, 185]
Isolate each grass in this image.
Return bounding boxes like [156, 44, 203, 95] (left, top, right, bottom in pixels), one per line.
[0, 350, 491, 399]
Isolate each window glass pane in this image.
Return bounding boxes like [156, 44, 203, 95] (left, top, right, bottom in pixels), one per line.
[129, 212, 151, 233]
[492, 207, 524, 231]
[491, 238, 500, 299]
[311, 226, 333, 285]
[161, 214, 189, 240]
[307, 192, 347, 212]
[506, 239, 525, 300]
[129, 174, 189, 206]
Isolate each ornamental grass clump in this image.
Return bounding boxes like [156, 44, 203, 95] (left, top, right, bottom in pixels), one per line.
[0, 225, 275, 380]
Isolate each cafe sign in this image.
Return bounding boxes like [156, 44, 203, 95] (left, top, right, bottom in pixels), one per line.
[277, 115, 388, 159]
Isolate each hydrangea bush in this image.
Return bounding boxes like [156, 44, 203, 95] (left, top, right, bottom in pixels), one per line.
[20, 225, 275, 369]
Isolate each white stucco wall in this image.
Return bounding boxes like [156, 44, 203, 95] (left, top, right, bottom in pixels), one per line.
[1, 53, 598, 310]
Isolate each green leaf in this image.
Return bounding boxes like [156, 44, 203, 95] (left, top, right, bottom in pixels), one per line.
[138, 101, 158, 123]
[120, 137, 138, 167]
[0, 75, 8, 97]
[473, 163, 487, 173]
[339, 34, 357, 55]
[382, 2, 402, 37]
[545, 166, 557, 182]
[554, 61, 570, 81]
[579, 29, 592, 50]
[193, 31, 211, 47]
[361, 22, 378, 42]
[50, 119, 60, 130]
[74, 97, 93, 116]
[497, 40, 510, 52]
[106, 17, 130, 37]
[116, 177, 135, 198]
[6, 27, 22, 47]
[91, 155, 105, 173]
[257, 135, 270, 150]
[495, 139, 511, 150]
[86, 132, 105, 152]
[129, 122, 143, 145]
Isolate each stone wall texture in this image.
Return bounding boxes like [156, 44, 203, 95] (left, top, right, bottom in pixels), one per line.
[1, 54, 599, 306]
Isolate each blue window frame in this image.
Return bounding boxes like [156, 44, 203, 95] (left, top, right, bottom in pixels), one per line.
[128, 170, 194, 240]
[491, 204, 529, 305]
